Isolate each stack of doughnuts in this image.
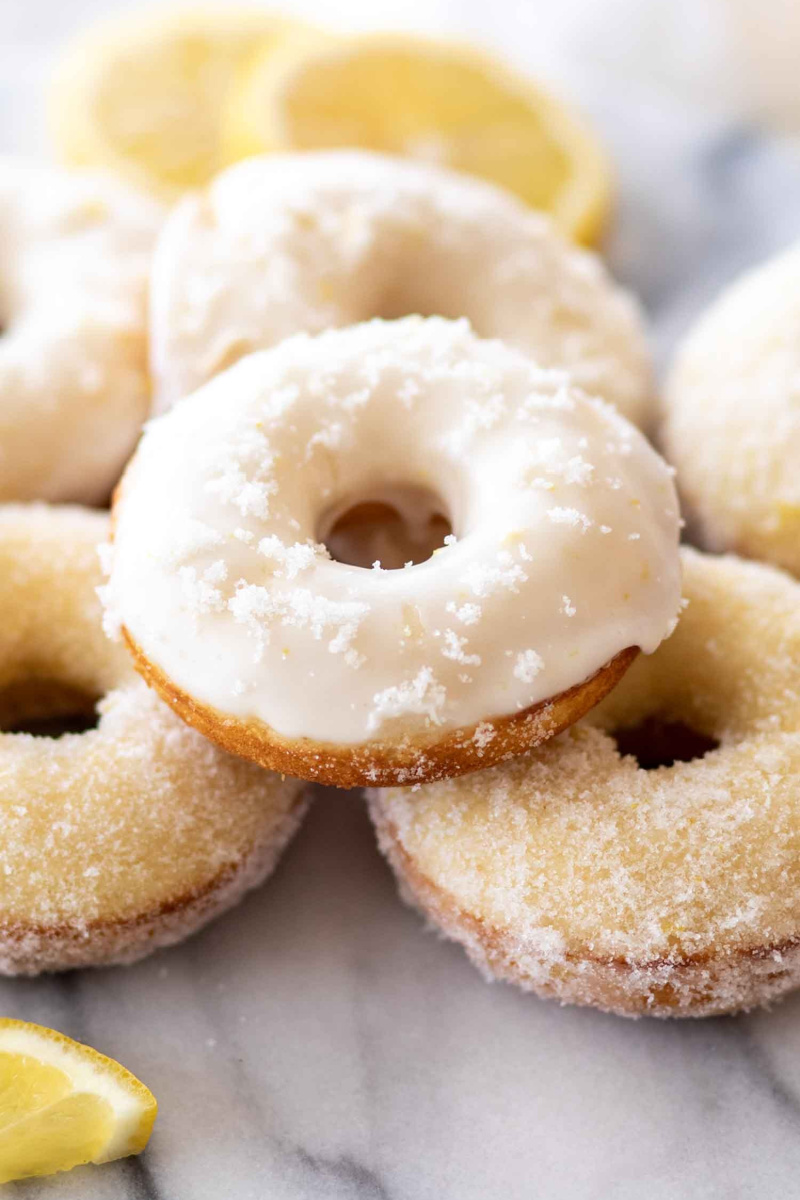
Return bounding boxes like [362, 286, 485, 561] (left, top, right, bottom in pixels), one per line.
[3, 132, 800, 1021]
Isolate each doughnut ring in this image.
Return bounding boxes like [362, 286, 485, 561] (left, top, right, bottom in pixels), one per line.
[104, 317, 681, 788]
[150, 150, 653, 426]
[0, 159, 162, 504]
[0, 505, 308, 975]
[663, 240, 800, 576]
[370, 548, 800, 1018]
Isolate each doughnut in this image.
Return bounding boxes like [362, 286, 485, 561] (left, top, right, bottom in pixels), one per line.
[0, 159, 162, 504]
[369, 547, 800, 1018]
[663, 240, 800, 575]
[149, 150, 653, 426]
[0, 505, 308, 976]
[104, 316, 682, 788]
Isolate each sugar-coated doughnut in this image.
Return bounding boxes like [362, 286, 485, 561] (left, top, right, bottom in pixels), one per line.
[663, 241, 800, 575]
[0, 160, 162, 504]
[150, 150, 652, 426]
[104, 317, 681, 788]
[370, 548, 800, 1018]
[0, 505, 308, 975]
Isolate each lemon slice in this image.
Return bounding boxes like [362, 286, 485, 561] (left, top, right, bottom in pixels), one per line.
[226, 34, 612, 244]
[0, 1019, 157, 1184]
[49, 7, 315, 197]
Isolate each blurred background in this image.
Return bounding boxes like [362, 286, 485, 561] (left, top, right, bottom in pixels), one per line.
[5, 0, 800, 365]
[7, 0, 800, 146]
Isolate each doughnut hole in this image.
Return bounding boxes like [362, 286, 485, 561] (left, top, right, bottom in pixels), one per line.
[369, 251, 513, 339]
[0, 679, 101, 737]
[375, 285, 477, 329]
[0, 508, 131, 739]
[612, 718, 720, 770]
[320, 483, 453, 569]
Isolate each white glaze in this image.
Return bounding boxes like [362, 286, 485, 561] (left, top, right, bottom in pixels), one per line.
[105, 317, 681, 748]
[0, 158, 162, 503]
[150, 150, 653, 426]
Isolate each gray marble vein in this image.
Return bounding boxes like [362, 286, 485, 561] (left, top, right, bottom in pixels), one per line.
[5, 2, 800, 1197]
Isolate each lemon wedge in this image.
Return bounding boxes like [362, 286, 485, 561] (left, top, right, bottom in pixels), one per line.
[0, 1019, 157, 1184]
[226, 34, 612, 244]
[49, 7, 314, 197]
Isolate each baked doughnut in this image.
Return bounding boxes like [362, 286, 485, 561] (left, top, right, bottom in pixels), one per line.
[150, 150, 652, 426]
[663, 241, 800, 575]
[0, 159, 162, 504]
[104, 317, 681, 787]
[370, 548, 800, 1018]
[0, 504, 308, 975]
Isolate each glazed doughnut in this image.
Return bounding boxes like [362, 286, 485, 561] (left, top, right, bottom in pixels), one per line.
[370, 548, 800, 1018]
[104, 317, 681, 787]
[0, 505, 308, 975]
[150, 150, 652, 426]
[663, 240, 800, 575]
[0, 159, 162, 504]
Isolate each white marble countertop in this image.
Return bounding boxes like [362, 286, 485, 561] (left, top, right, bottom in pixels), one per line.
[5, 2, 800, 1197]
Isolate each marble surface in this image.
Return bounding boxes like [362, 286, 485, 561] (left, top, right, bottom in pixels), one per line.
[5, 2, 800, 1198]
